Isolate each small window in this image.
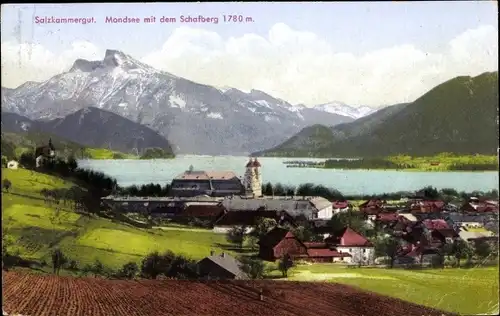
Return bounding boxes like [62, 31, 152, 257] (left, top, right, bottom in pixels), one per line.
[363, 249, 366, 253]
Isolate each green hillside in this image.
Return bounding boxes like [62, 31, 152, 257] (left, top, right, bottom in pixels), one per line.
[256, 124, 335, 157]
[1, 168, 230, 270]
[1, 131, 136, 160]
[256, 72, 498, 158]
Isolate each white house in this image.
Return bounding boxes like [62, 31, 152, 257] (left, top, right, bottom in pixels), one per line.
[221, 195, 333, 220]
[332, 201, 350, 214]
[325, 227, 375, 265]
[7, 160, 18, 169]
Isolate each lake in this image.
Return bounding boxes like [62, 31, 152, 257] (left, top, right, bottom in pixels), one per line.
[77, 156, 499, 195]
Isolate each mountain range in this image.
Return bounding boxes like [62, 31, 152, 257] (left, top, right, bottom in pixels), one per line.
[253, 71, 499, 158]
[1, 49, 375, 155]
[1, 108, 174, 156]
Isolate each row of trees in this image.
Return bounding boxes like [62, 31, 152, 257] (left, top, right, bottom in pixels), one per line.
[47, 247, 273, 280]
[324, 158, 412, 170]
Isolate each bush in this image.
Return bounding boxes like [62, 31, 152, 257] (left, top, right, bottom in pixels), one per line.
[2, 179, 12, 192]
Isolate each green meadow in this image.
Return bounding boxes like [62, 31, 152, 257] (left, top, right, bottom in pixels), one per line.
[287, 264, 499, 315]
[1, 168, 229, 270]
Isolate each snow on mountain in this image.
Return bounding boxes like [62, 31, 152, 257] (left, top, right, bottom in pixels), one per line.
[1, 49, 354, 155]
[314, 102, 377, 119]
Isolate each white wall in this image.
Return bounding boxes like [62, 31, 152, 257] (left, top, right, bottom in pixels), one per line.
[337, 246, 375, 265]
[333, 207, 349, 214]
[318, 205, 333, 219]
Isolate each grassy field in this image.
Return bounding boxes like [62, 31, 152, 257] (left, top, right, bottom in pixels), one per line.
[83, 148, 137, 160]
[322, 154, 498, 172]
[287, 264, 499, 315]
[1, 168, 230, 270]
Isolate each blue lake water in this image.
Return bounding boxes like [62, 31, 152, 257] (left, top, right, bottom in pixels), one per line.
[77, 155, 499, 195]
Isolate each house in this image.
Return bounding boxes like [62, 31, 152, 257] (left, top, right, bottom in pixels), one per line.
[324, 227, 375, 264]
[303, 242, 352, 263]
[169, 170, 245, 197]
[196, 251, 248, 280]
[445, 213, 493, 230]
[398, 213, 418, 222]
[461, 200, 499, 214]
[332, 200, 350, 214]
[410, 200, 446, 213]
[258, 228, 309, 261]
[35, 139, 56, 168]
[458, 229, 495, 243]
[359, 199, 386, 216]
[212, 209, 294, 234]
[6, 160, 18, 169]
[374, 213, 399, 227]
[395, 244, 441, 266]
[221, 195, 333, 220]
[257, 227, 351, 263]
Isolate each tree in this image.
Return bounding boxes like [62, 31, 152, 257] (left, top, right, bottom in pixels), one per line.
[278, 253, 294, 277]
[141, 251, 166, 279]
[92, 259, 104, 277]
[474, 240, 492, 261]
[250, 218, 277, 239]
[328, 212, 368, 236]
[452, 239, 473, 268]
[288, 225, 322, 242]
[238, 256, 264, 279]
[66, 155, 78, 172]
[19, 151, 35, 168]
[374, 236, 400, 268]
[2, 179, 12, 192]
[119, 262, 139, 279]
[245, 235, 260, 251]
[226, 226, 247, 249]
[51, 249, 67, 275]
[262, 182, 273, 195]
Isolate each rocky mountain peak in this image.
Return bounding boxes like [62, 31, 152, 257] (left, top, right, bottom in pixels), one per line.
[69, 49, 159, 74]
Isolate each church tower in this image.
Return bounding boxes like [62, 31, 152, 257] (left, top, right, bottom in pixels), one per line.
[243, 158, 262, 197]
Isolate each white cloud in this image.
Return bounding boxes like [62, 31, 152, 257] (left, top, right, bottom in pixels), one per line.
[1, 23, 498, 107]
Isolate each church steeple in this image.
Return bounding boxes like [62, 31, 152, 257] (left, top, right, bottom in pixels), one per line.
[243, 157, 262, 197]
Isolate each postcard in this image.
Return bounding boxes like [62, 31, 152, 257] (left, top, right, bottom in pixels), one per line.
[1, 2, 498, 316]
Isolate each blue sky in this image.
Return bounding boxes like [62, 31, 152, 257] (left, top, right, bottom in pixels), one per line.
[1, 2, 498, 106]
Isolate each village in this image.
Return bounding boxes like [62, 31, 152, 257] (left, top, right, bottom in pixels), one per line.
[100, 158, 500, 279]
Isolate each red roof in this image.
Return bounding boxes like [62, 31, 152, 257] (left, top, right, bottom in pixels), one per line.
[359, 199, 385, 208]
[306, 248, 351, 258]
[422, 219, 449, 230]
[303, 242, 328, 249]
[376, 213, 399, 222]
[325, 227, 373, 247]
[332, 201, 349, 209]
[258, 227, 296, 249]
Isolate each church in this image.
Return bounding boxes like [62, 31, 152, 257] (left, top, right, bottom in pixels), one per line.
[35, 138, 56, 168]
[168, 158, 264, 198]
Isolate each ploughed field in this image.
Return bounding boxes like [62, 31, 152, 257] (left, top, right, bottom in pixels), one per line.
[3, 271, 452, 316]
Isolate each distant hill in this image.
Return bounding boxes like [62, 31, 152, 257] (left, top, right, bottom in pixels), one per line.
[1, 107, 175, 157]
[1, 131, 90, 160]
[254, 72, 499, 157]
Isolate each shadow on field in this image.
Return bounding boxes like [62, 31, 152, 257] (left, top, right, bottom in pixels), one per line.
[4, 191, 46, 202]
[77, 245, 143, 258]
[213, 243, 255, 254]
